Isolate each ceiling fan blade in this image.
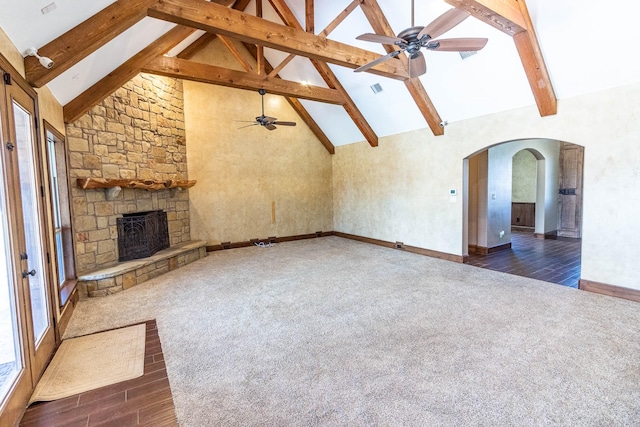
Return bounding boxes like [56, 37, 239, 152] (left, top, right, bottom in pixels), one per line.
[356, 33, 407, 45]
[238, 123, 259, 129]
[418, 8, 470, 40]
[428, 37, 488, 52]
[273, 121, 296, 126]
[354, 49, 403, 73]
[408, 51, 426, 78]
[265, 123, 277, 131]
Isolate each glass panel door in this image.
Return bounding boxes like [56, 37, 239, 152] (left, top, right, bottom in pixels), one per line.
[6, 82, 55, 387]
[13, 101, 50, 346]
[0, 127, 23, 404]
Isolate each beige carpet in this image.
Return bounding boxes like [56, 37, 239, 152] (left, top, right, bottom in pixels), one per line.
[64, 237, 640, 426]
[29, 323, 145, 404]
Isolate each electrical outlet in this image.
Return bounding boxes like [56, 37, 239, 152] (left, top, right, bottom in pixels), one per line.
[499, 230, 505, 238]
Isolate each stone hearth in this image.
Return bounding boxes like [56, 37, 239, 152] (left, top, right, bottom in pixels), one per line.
[77, 240, 206, 298]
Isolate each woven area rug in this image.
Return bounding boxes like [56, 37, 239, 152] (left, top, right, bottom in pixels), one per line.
[29, 323, 146, 405]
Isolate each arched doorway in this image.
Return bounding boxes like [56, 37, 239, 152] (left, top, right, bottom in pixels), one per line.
[463, 139, 584, 287]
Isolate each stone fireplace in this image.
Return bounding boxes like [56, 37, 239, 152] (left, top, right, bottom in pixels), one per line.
[67, 73, 206, 297]
[67, 73, 190, 272]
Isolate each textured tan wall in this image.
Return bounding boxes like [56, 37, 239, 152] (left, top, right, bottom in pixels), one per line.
[333, 129, 463, 253]
[0, 28, 24, 75]
[512, 150, 537, 203]
[184, 39, 332, 244]
[333, 82, 640, 290]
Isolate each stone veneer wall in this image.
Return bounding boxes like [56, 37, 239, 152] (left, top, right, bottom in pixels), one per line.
[67, 73, 190, 274]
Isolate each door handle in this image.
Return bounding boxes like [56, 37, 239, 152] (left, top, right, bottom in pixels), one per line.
[22, 269, 36, 278]
[20, 252, 28, 260]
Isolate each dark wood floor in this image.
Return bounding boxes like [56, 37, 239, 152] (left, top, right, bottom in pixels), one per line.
[20, 320, 178, 427]
[466, 230, 582, 288]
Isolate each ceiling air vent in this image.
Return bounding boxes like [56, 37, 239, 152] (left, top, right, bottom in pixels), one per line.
[41, 2, 57, 14]
[370, 83, 383, 94]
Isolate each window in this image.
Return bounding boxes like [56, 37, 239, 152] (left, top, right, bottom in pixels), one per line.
[44, 122, 75, 305]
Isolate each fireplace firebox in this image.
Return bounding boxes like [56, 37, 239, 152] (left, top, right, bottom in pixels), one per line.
[117, 210, 170, 261]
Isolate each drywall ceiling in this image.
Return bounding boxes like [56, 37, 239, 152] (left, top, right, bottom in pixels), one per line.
[1, 0, 639, 146]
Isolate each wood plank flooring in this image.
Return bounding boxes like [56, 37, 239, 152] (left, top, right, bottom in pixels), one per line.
[19, 320, 178, 427]
[466, 230, 582, 287]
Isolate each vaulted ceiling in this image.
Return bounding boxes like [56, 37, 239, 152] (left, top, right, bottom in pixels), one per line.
[1, 0, 639, 151]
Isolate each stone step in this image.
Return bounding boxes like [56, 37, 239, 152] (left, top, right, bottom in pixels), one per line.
[77, 240, 207, 298]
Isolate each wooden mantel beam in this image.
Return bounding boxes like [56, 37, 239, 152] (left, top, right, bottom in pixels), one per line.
[147, 0, 409, 80]
[445, 0, 557, 116]
[142, 56, 346, 105]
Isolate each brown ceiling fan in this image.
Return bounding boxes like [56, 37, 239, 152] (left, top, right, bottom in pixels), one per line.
[238, 89, 297, 131]
[355, 1, 488, 78]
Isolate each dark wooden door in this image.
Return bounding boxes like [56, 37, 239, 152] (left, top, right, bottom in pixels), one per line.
[557, 142, 584, 238]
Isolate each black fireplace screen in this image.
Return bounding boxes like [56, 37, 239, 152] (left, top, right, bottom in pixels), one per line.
[117, 210, 170, 261]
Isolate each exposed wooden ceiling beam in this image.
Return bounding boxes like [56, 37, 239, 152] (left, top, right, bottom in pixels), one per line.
[147, 0, 409, 80]
[268, 54, 295, 79]
[26, 0, 156, 88]
[445, 0, 556, 116]
[255, 0, 265, 75]
[512, 0, 556, 116]
[212, 0, 237, 5]
[445, 0, 526, 36]
[306, 0, 314, 33]
[63, 25, 196, 124]
[178, 0, 249, 60]
[177, 33, 217, 59]
[217, 35, 254, 72]
[233, 0, 252, 11]
[319, 0, 361, 38]
[142, 56, 346, 105]
[359, 0, 444, 136]
[269, 0, 379, 147]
